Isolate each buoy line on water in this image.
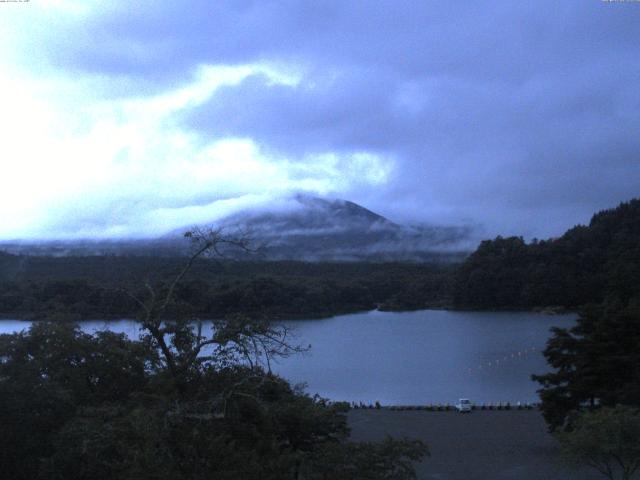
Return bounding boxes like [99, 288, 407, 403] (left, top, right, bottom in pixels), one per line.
[464, 346, 539, 376]
[349, 403, 540, 411]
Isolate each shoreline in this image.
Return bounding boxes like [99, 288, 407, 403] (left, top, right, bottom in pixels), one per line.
[350, 403, 541, 411]
[0, 305, 577, 322]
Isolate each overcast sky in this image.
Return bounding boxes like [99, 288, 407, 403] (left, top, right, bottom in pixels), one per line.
[0, 0, 639, 240]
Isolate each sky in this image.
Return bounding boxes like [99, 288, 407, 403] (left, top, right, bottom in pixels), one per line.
[0, 0, 639, 241]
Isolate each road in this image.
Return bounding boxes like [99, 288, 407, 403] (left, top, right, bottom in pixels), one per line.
[348, 409, 601, 480]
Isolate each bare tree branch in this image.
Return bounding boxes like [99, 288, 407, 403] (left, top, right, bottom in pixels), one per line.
[118, 226, 306, 393]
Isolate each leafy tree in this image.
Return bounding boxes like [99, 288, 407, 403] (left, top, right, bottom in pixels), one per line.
[303, 437, 428, 480]
[556, 406, 640, 480]
[0, 323, 155, 480]
[121, 228, 307, 393]
[533, 304, 640, 430]
[0, 228, 428, 479]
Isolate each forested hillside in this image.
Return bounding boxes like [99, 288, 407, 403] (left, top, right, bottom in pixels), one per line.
[453, 199, 640, 310]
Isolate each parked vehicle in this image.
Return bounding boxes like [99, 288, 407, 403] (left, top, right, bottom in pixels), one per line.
[455, 398, 472, 413]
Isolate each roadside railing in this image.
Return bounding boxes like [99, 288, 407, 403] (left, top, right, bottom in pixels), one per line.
[349, 402, 541, 411]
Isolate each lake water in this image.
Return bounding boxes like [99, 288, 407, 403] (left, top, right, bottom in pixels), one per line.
[0, 309, 576, 405]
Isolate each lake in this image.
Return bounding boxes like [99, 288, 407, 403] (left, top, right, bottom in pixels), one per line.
[0, 309, 576, 405]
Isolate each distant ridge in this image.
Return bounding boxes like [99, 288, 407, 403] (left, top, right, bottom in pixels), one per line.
[164, 194, 474, 262]
[1, 195, 474, 262]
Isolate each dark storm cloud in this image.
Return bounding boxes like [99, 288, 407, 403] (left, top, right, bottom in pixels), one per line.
[12, 0, 640, 238]
[35, 1, 639, 84]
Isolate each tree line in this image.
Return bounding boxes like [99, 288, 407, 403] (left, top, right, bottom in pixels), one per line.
[452, 199, 640, 310]
[0, 254, 453, 320]
[4, 200, 639, 321]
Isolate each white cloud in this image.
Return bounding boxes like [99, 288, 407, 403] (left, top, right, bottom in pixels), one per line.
[5, 1, 632, 241]
[0, 59, 391, 239]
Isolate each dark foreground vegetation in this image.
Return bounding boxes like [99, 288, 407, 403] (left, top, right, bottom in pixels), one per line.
[0, 321, 426, 480]
[533, 303, 640, 430]
[0, 231, 427, 480]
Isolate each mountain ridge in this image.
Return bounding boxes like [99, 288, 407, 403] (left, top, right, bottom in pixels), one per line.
[166, 194, 474, 261]
[1, 195, 474, 262]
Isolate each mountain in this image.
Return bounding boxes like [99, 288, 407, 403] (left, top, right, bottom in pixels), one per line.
[165, 194, 474, 262]
[1, 195, 475, 262]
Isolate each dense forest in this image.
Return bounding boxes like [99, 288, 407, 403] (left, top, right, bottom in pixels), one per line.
[0, 255, 453, 320]
[453, 199, 640, 310]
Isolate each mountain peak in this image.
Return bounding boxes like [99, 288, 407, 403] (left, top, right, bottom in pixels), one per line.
[2, 195, 474, 262]
[172, 194, 473, 261]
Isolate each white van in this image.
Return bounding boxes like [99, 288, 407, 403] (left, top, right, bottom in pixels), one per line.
[455, 398, 472, 413]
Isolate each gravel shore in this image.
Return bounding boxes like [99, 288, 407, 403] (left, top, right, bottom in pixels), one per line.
[348, 409, 601, 480]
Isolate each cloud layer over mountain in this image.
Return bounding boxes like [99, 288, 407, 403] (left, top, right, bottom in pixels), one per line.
[0, 1, 638, 240]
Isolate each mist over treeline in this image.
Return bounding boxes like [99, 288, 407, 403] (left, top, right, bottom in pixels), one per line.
[0, 195, 475, 262]
[1, 198, 639, 322]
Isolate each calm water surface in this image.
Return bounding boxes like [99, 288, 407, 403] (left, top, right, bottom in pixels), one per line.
[0, 309, 576, 405]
